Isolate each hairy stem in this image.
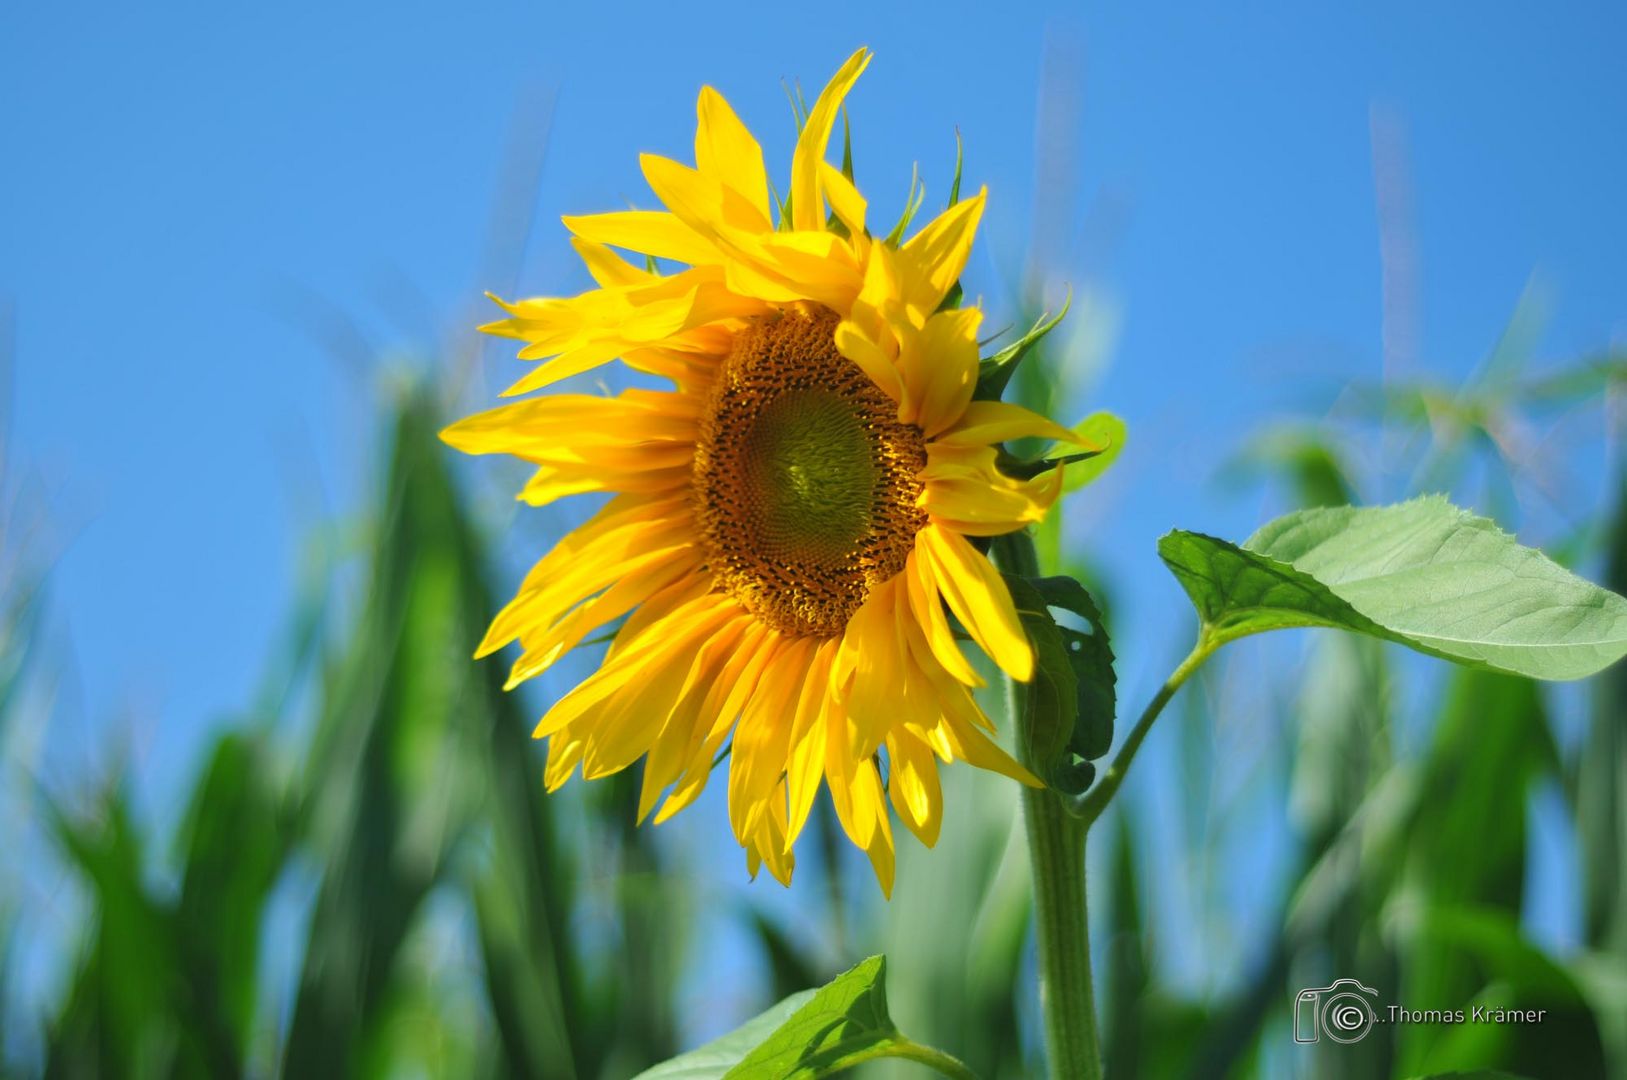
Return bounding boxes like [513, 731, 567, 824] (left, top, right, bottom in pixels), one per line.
[993, 533, 1101, 1080]
[1022, 774, 1099, 1079]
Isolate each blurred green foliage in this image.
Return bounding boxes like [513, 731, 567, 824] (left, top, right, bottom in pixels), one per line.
[8, 391, 686, 1080]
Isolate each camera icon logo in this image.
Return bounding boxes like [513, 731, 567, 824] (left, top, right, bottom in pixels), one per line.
[1293, 979, 1380, 1044]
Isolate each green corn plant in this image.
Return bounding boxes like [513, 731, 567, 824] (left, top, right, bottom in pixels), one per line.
[22, 383, 707, 1079]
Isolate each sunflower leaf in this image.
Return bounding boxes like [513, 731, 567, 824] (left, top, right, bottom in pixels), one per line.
[1035, 576, 1117, 762]
[633, 956, 970, 1080]
[1003, 573, 1115, 794]
[1001, 575, 1075, 788]
[975, 293, 1071, 401]
[1161, 496, 1627, 681]
[632, 989, 815, 1080]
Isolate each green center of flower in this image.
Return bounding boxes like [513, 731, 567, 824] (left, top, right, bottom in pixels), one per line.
[693, 306, 927, 637]
[745, 389, 876, 563]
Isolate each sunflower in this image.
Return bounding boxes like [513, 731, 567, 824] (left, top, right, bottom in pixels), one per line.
[443, 47, 1086, 895]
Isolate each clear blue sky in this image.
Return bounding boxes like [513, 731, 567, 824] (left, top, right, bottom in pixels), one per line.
[3, 0, 1624, 1043]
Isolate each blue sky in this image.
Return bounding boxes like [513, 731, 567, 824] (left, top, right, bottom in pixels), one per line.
[3, 0, 1624, 1046]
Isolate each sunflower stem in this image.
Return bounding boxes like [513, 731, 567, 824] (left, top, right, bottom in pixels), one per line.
[1076, 631, 1218, 828]
[993, 532, 1101, 1080]
[1020, 775, 1099, 1080]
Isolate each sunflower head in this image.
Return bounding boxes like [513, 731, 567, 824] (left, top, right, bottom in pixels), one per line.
[443, 47, 1090, 895]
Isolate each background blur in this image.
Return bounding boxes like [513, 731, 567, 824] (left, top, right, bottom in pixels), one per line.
[2, 2, 1624, 1077]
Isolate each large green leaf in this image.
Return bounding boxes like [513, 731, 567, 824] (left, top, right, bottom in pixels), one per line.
[634, 956, 970, 1080]
[1578, 470, 1627, 954]
[1159, 496, 1627, 680]
[633, 990, 817, 1080]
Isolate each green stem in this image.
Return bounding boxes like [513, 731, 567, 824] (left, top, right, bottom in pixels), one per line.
[992, 533, 1100, 1080]
[1021, 770, 1099, 1079]
[884, 1039, 983, 1080]
[1076, 631, 1218, 828]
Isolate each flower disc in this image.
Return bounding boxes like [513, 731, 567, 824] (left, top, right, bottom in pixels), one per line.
[694, 306, 927, 637]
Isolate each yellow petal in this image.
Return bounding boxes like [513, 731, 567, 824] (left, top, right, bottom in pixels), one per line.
[580, 601, 736, 780]
[886, 729, 943, 847]
[641, 152, 772, 240]
[502, 342, 627, 395]
[744, 779, 796, 886]
[938, 702, 1042, 788]
[921, 445, 1065, 537]
[516, 463, 690, 507]
[832, 576, 905, 756]
[784, 640, 838, 850]
[636, 611, 750, 821]
[819, 160, 867, 237]
[933, 399, 1084, 447]
[507, 493, 681, 594]
[791, 48, 871, 231]
[696, 86, 771, 223]
[486, 512, 695, 667]
[899, 623, 1041, 786]
[849, 239, 908, 342]
[821, 706, 895, 896]
[902, 548, 982, 687]
[544, 730, 586, 791]
[729, 639, 815, 843]
[607, 571, 717, 659]
[732, 231, 863, 310]
[562, 209, 718, 266]
[504, 551, 700, 684]
[898, 307, 980, 436]
[899, 188, 986, 315]
[918, 525, 1034, 681]
[571, 238, 653, 288]
[441, 390, 695, 459]
[655, 624, 781, 823]
[532, 594, 729, 741]
[834, 320, 903, 404]
[851, 758, 896, 897]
